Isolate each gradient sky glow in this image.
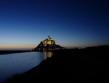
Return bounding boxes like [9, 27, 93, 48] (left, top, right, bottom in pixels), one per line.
[0, 0, 109, 50]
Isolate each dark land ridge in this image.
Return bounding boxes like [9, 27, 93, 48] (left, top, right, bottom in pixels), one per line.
[0, 50, 31, 55]
[6, 45, 109, 83]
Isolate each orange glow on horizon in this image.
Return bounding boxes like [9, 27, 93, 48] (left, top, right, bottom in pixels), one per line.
[0, 44, 33, 50]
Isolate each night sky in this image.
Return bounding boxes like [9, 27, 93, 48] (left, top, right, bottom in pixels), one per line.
[0, 0, 109, 50]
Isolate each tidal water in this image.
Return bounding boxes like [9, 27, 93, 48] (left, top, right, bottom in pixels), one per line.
[0, 52, 44, 83]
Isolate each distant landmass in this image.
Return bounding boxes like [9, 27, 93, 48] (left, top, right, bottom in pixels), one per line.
[34, 36, 63, 51]
[0, 50, 31, 55]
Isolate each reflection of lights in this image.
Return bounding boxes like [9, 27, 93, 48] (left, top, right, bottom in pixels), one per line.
[43, 51, 53, 59]
[43, 51, 48, 59]
[47, 52, 53, 58]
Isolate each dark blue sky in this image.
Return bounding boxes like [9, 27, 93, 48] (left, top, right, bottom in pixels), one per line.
[0, 0, 109, 49]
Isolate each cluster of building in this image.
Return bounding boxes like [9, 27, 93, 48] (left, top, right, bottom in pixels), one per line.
[34, 36, 63, 51]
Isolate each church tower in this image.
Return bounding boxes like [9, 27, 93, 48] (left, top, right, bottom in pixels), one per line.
[43, 36, 55, 46]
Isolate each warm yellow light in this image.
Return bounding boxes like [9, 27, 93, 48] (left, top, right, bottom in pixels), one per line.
[47, 40, 52, 45]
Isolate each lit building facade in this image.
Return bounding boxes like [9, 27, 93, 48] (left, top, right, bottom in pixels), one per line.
[42, 36, 55, 46]
[34, 36, 63, 51]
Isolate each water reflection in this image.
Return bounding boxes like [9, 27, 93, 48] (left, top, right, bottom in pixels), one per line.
[43, 51, 53, 59]
[0, 52, 43, 83]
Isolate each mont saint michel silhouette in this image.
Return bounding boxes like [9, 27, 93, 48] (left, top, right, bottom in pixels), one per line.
[34, 36, 63, 51]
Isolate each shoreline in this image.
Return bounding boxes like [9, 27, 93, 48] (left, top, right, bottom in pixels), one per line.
[0, 50, 32, 55]
[6, 45, 109, 83]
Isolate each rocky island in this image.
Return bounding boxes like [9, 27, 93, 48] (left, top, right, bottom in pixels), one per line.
[34, 36, 63, 51]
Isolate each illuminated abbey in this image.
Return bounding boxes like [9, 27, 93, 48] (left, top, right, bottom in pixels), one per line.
[42, 36, 55, 46]
[34, 36, 63, 51]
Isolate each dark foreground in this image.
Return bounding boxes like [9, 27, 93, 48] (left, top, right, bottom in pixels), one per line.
[6, 45, 109, 83]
